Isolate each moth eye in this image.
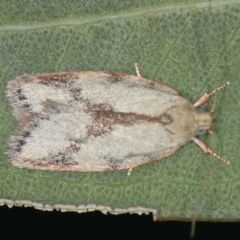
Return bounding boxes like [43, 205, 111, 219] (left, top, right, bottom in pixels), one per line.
[196, 129, 207, 136]
[197, 108, 206, 113]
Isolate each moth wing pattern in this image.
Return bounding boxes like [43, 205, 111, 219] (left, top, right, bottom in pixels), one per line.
[7, 72, 179, 120]
[7, 72, 198, 171]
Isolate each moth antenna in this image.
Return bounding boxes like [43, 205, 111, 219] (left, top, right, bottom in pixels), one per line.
[191, 154, 213, 238]
[208, 82, 230, 112]
[193, 82, 229, 108]
[208, 129, 214, 135]
[208, 82, 229, 97]
[206, 0, 219, 114]
[207, 148, 229, 165]
[209, 112, 217, 119]
[191, 137, 229, 164]
[191, 1, 225, 237]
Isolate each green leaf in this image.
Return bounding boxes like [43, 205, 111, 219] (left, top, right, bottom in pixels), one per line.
[0, 0, 239, 222]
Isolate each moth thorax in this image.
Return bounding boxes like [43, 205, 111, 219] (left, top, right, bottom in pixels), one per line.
[196, 112, 212, 130]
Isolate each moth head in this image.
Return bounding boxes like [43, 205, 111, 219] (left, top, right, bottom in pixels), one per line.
[195, 112, 212, 131]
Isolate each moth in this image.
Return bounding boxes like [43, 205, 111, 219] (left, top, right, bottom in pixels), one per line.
[6, 64, 229, 174]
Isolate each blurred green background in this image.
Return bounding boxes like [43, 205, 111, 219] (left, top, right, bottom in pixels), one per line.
[0, 0, 240, 221]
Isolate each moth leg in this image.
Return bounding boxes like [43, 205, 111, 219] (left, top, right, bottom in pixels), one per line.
[134, 63, 141, 77]
[127, 168, 133, 176]
[191, 137, 229, 164]
[193, 82, 229, 108]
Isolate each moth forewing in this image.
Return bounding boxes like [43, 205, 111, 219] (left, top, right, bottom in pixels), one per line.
[6, 70, 196, 171]
[6, 64, 229, 173]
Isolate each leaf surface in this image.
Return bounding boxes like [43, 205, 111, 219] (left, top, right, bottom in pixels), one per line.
[0, 0, 239, 221]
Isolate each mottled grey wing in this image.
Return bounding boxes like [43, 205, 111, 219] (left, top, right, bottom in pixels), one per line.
[7, 71, 184, 171]
[8, 100, 182, 171]
[7, 72, 179, 120]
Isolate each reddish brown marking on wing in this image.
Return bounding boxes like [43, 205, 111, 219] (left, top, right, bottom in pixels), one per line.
[103, 72, 129, 82]
[33, 72, 80, 84]
[85, 103, 173, 137]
